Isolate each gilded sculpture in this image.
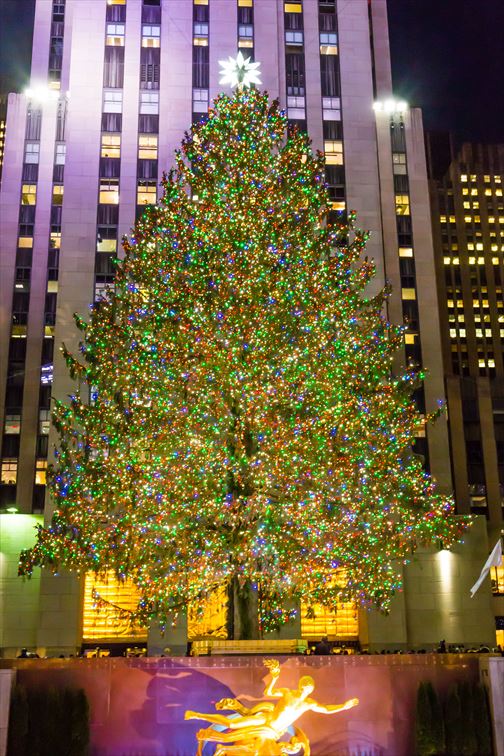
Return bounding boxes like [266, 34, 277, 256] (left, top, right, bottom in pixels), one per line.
[184, 658, 359, 755]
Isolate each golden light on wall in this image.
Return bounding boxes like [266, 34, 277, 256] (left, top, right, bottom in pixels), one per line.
[301, 572, 359, 640]
[188, 584, 228, 640]
[82, 571, 147, 642]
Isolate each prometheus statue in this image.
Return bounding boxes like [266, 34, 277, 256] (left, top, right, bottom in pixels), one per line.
[184, 658, 359, 755]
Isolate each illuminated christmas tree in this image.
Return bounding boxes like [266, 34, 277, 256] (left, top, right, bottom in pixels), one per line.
[20, 86, 466, 637]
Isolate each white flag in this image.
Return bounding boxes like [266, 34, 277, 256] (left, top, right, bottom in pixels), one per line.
[470, 539, 502, 598]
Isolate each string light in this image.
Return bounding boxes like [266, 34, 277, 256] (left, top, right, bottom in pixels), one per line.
[19, 89, 468, 633]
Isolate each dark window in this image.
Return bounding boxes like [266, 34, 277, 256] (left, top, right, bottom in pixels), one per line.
[41, 338, 54, 363]
[95, 253, 116, 277]
[106, 4, 126, 23]
[22, 164, 39, 182]
[137, 159, 158, 179]
[319, 11, 337, 32]
[9, 338, 27, 361]
[101, 113, 122, 132]
[104, 46, 125, 88]
[138, 114, 159, 133]
[325, 164, 344, 187]
[394, 174, 409, 193]
[97, 205, 119, 225]
[100, 157, 121, 178]
[39, 386, 51, 410]
[50, 206, 62, 226]
[32, 485, 46, 511]
[36, 436, 49, 457]
[238, 6, 253, 24]
[19, 205, 36, 224]
[140, 47, 160, 89]
[390, 124, 406, 152]
[53, 164, 65, 183]
[2, 435, 20, 457]
[142, 2, 161, 23]
[320, 54, 339, 97]
[323, 120, 342, 140]
[194, 4, 209, 23]
[285, 12, 303, 31]
[25, 109, 42, 140]
[193, 46, 209, 89]
[286, 53, 305, 96]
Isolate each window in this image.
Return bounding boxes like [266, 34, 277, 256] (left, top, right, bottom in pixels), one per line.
[194, 22, 209, 37]
[324, 140, 343, 165]
[193, 46, 209, 89]
[140, 47, 161, 89]
[101, 134, 121, 158]
[4, 416, 21, 434]
[39, 410, 51, 436]
[322, 97, 340, 120]
[106, 23, 125, 46]
[104, 45, 125, 88]
[142, 24, 160, 47]
[138, 135, 158, 160]
[137, 181, 157, 205]
[103, 90, 123, 113]
[97, 237, 117, 253]
[395, 194, 410, 216]
[193, 88, 209, 113]
[55, 143, 66, 165]
[402, 288, 416, 300]
[139, 91, 159, 115]
[1, 459, 17, 485]
[24, 142, 40, 164]
[285, 30, 303, 45]
[286, 52, 305, 96]
[50, 185, 63, 205]
[21, 184, 37, 205]
[18, 236, 33, 248]
[399, 247, 414, 258]
[239, 24, 254, 39]
[34, 459, 47, 485]
[99, 178, 119, 205]
[392, 152, 407, 175]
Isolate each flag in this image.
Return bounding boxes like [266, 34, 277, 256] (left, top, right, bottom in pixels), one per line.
[470, 539, 503, 598]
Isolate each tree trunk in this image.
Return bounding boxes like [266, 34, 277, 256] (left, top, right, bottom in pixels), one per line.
[227, 577, 260, 640]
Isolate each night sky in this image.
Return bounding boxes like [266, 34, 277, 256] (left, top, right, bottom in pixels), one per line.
[0, 0, 503, 143]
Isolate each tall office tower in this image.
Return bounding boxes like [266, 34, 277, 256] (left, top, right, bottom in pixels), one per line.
[0, 0, 495, 656]
[427, 139, 504, 645]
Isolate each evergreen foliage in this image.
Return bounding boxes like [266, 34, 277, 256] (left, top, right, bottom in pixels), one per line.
[473, 682, 493, 756]
[19, 88, 466, 634]
[6, 685, 28, 756]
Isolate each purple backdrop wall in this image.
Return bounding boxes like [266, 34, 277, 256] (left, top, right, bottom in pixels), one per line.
[2, 654, 480, 755]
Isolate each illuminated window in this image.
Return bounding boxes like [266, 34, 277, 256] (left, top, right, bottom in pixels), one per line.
[392, 152, 406, 175]
[238, 0, 253, 6]
[35, 459, 47, 485]
[285, 2, 302, 12]
[55, 143, 66, 165]
[107, 0, 126, 5]
[1, 459, 17, 485]
[399, 247, 413, 257]
[137, 182, 156, 205]
[395, 194, 410, 215]
[39, 410, 51, 435]
[106, 23, 125, 45]
[4, 416, 21, 434]
[402, 288, 416, 300]
[324, 140, 343, 165]
[142, 25, 160, 47]
[138, 135, 158, 160]
[50, 232, 61, 249]
[52, 185, 64, 205]
[193, 35, 208, 46]
[21, 184, 37, 205]
[24, 142, 40, 164]
[140, 91, 159, 115]
[194, 0, 209, 5]
[188, 584, 228, 640]
[101, 134, 121, 158]
[404, 333, 416, 344]
[99, 178, 119, 204]
[103, 90, 123, 114]
[461, 174, 468, 182]
[97, 238, 117, 253]
[82, 571, 147, 642]
[18, 237, 33, 248]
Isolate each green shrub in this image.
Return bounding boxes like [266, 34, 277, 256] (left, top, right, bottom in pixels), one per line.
[415, 681, 443, 755]
[445, 684, 464, 755]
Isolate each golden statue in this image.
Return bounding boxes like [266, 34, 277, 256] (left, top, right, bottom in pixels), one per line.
[184, 658, 359, 755]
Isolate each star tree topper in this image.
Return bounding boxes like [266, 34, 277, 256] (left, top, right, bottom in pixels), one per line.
[219, 51, 261, 90]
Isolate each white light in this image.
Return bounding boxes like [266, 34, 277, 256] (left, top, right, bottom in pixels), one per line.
[24, 85, 59, 103]
[219, 51, 261, 90]
[373, 98, 409, 116]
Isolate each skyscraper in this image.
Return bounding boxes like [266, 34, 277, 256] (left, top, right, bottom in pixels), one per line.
[427, 138, 504, 646]
[0, 0, 495, 656]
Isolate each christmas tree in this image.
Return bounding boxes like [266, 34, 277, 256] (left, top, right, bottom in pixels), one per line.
[20, 86, 466, 636]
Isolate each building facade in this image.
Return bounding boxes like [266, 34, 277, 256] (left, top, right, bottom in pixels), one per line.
[427, 138, 504, 645]
[0, 0, 495, 655]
